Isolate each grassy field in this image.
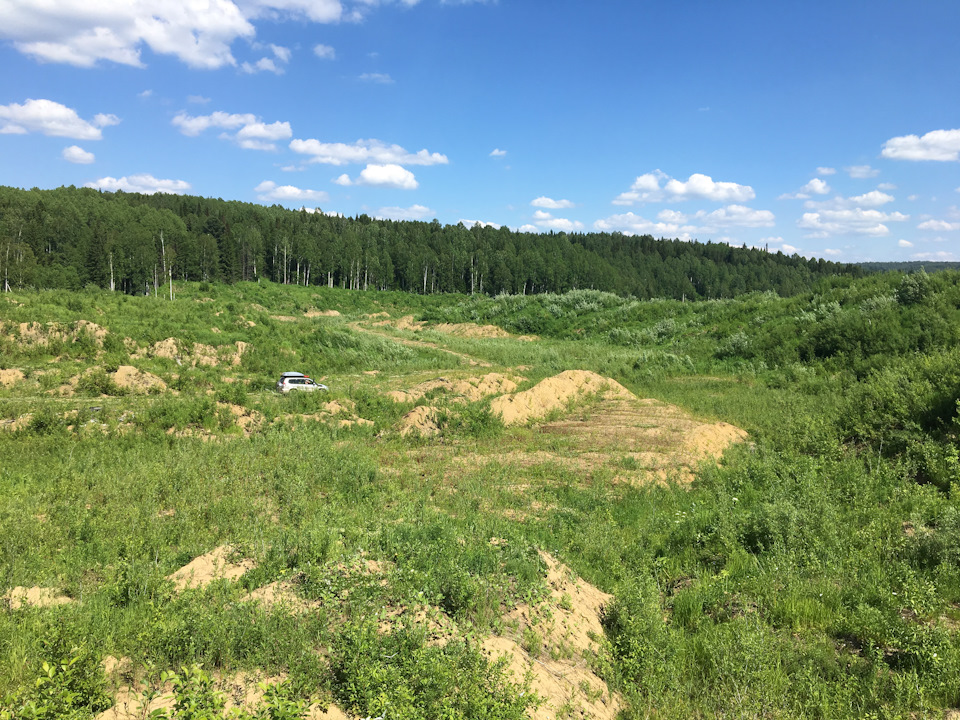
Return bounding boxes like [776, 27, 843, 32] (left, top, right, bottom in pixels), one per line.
[1, 277, 959, 719]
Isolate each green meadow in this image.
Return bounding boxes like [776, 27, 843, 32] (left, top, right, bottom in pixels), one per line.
[1, 271, 959, 719]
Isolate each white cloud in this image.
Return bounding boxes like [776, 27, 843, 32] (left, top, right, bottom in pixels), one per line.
[823, 248, 842, 256]
[518, 224, 538, 233]
[531, 196, 574, 209]
[877, 182, 897, 191]
[0, 0, 255, 68]
[846, 165, 880, 178]
[0, 98, 117, 139]
[254, 180, 329, 203]
[359, 72, 393, 84]
[882, 128, 960, 162]
[62, 145, 94, 163]
[489, 148, 507, 157]
[241, 42, 290, 74]
[848, 190, 895, 207]
[338, 164, 418, 189]
[781, 177, 831, 200]
[85, 174, 191, 194]
[532, 210, 583, 232]
[816, 167, 836, 176]
[314, 43, 335, 59]
[378, 204, 434, 221]
[0, 0, 360, 69]
[613, 170, 754, 205]
[594, 212, 693, 238]
[693, 205, 775, 228]
[797, 208, 909, 238]
[898, 239, 914, 247]
[242, 0, 342, 23]
[781, 244, 799, 254]
[460, 219, 501, 229]
[912, 251, 957, 260]
[138, 89, 153, 99]
[917, 219, 960, 231]
[173, 110, 291, 151]
[187, 95, 211, 104]
[290, 137, 447, 166]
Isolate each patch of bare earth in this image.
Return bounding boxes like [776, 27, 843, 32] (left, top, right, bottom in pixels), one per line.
[0, 368, 24, 387]
[167, 545, 255, 592]
[304, 309, 341, 318]
[134, 338, 249, 367]
[3, 586, 73, 609]
[490, 370, 632, 426]
[388, 372, 522, 404]
[241, 579, 319, 614]
[112, 365, 167, 393]
[399, 405, 441, 437]
[351, 321, 492, 367]
[275, 399, 373, 429]
[4, 319, 107, 348]
[482, 552, 622, 720]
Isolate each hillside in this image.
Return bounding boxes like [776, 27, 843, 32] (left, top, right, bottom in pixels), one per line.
[0, 185, 860, 300]
[1, 274, 959, 719]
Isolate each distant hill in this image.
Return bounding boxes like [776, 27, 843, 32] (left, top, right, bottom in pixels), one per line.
[0, 184, 862, 299]
[858, 261, 960, 273]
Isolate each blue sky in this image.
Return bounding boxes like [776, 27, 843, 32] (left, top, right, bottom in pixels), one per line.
[1, 0, 958, 263]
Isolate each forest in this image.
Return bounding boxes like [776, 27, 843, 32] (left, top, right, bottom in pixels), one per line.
[0, 185, 860, 300]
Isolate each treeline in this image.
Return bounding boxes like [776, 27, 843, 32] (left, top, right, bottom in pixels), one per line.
[0, 185, 861, 299]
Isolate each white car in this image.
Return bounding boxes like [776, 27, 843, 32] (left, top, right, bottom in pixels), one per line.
[276, 372, 328, 393]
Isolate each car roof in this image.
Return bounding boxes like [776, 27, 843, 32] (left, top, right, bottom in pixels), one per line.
[279, 371, 307, 378]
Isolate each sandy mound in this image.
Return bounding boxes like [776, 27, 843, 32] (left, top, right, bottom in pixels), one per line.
[167, 545, 255, 592]
[365, 311, 390, 319]
[305, 309, 341, 318]
[482, 552, 621, 720]
[0, 368, 24, 387]
[270, 315, 299, 322]
[242, 579, 319, 614]
[112, 366, 167, 393]
[399, 406, 440, 436]
[373, 314, 424, 331]
[432, 322, 512, 339]
[387, 373, 520, 404]
[490, 370, 632, 426]
[275, 399, 373, 430]
[5, 320, 107, 348]
[3, 586, 73, 609]
[137, 338, 249, 368]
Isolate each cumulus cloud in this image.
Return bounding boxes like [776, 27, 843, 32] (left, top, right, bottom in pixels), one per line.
[691, 205, 775, 228]
[62, 145, 94, 163]
[377, 204, 434, 221]
[848, 190, 895, 207]
[846, 165, 880, 179]
[780, 177, 831, 200]
[313, 43, 335, 59]
[532, 210, 583, 232]
[594, 212, 694, 238]
[172, 110, 291, 150]
[882, 128, 960, 162]
[531, 196, 574, 209]
[613, 170, 754, 205]
[912, 251, 957, 260]
[489, 148, 507, 157]
[816, 167, 836, 175]
[797, 208, 909, 238]
[460, 219, 501, 229]
[85, 174, 191, 194]
[0, 0, 361, 69]
[290, 137, 447, 166]
[336, 164, 419, 189]
[823, 248, 842, 256]
[0, 98, 117, 139]
[254, 180, 329, 203]
[0, 0, 255, 68]
[241, 43, 290, 74]
[917, 219, 960, 231]
[187, 95, 211, 104]
[898, 239, 914, 247]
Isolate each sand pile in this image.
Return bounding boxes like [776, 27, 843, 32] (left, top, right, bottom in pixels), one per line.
[432, 322, 512, 339]
[305, 309, 341, 318]
[387, 373, 520, 404]
[482, 551, 621, 719]
[112, 366, 167, 393]
[3, 586, 73, 609]
[399, 406, 440, 436]
[167, 545, 255, 592]
[490, 370, 632, 426]
[5, 320, 107, 347]
[135, 338, 250, 367]
[0, 368, 24, 387]
[276, 399, 373, 429]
